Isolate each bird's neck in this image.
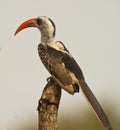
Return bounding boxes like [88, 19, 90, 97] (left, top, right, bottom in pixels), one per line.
[41, 36, 54, 46]
[40, 29, 55, 46]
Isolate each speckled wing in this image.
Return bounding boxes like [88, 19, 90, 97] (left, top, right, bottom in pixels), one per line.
[38, 43, 81, 94]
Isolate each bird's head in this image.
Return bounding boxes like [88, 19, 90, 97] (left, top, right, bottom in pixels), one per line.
[15, 16, 56, 44]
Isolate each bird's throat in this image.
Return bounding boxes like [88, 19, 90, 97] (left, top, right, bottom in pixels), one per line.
[41, 31, 54, 46]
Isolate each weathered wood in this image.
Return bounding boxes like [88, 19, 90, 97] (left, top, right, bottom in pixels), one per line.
[37, 77, 61, 130]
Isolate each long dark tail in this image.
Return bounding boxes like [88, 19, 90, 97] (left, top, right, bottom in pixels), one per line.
[79, 79, 112, 130]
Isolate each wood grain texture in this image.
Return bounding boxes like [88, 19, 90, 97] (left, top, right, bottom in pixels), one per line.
[37, 77, 61, 130]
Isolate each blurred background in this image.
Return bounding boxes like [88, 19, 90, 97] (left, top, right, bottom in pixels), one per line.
[0, 0, 120, 130]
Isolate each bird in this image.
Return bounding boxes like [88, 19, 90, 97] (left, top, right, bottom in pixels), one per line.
[14, 16, 112, 130]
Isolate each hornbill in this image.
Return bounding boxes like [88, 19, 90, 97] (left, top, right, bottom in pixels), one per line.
[14, 16, 112, 130]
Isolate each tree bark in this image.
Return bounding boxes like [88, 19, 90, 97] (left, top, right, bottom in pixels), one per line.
[37, 77, 61, 130]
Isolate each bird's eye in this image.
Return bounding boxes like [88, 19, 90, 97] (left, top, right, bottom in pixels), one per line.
[36, 18, 42, 25]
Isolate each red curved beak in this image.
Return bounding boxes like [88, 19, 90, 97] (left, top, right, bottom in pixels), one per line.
[14, 18, 36, 36]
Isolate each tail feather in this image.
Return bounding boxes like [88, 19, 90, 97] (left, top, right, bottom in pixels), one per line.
[79, 79, 112, 130]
